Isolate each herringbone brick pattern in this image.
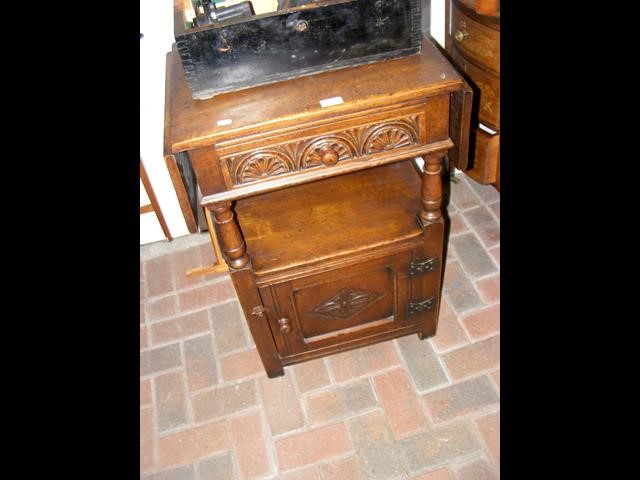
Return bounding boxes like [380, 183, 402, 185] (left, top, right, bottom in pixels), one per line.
[140, 173, 500, 480]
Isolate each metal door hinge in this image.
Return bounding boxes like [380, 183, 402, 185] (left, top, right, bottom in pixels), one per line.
[408, 297, 436, 315]
[408, 257, 438, 276]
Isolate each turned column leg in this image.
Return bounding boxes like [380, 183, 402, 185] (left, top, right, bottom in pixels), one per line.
[208, 202, 284, 377]
[416, 152, 446, 342]
[208, 201, 250, 269]
[418, 152, 445, 226]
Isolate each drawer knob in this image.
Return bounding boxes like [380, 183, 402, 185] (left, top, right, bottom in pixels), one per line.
[320, 146, 339, 166]
[294, 20, 309, 32]
[278, 317, 291, 334]
[455, 30, 469, 42]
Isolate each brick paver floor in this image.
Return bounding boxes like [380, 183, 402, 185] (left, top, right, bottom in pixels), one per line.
[140, 172, 500, 480]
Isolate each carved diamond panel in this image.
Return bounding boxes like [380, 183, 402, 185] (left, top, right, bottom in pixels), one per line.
[311, 288, 383, 319]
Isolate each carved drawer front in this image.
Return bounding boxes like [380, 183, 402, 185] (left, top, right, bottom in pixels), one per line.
[259, 247, 441, 359]
[452, 46, 500, 131]
[216, 97, 450, 188]
[451, 2, 499, 74]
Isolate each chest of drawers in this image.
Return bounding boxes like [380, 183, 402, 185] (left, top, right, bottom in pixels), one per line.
[446, 0, 500, 189]
[164, 36, 472, 377]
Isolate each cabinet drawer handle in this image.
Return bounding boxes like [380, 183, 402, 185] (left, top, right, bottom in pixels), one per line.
[293, 20, 308, 32]
[278, 317, 292, 355]
[320, 146, 339, 166]
[455, 30, 469, 42]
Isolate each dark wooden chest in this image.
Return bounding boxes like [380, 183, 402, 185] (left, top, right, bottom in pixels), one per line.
[164, 36, 473, 377]
[174, 0, 422, 99]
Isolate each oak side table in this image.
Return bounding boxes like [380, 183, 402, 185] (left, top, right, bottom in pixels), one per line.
[164, 36, 472, 377]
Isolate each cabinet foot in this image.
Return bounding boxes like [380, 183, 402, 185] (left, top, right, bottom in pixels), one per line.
[266, 366, 285, 378]
[418, 331, 434, 341]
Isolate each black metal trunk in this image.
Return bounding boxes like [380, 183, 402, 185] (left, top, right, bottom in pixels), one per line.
[175, 0, 422, 99]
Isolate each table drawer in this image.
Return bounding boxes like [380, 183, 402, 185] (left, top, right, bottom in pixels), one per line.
[214, 96, 451, 189]
[452, 46, 500, 131]
[258, 243, 441, 359]
[466, 127, 499, 185]
[451, 1, 500, 74]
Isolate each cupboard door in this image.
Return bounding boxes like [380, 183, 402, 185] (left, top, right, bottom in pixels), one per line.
[260, 246, 441, 358]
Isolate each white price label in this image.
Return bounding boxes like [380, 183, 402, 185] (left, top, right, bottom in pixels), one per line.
[319, 96, 344, 108]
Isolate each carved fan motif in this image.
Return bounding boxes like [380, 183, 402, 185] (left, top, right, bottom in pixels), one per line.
[235, 151, 293, 184]
[364, 124, 417, 154]
[301, 137, 356, 168]
[311, 288, 383, 319]
[226, 116, 421, 185]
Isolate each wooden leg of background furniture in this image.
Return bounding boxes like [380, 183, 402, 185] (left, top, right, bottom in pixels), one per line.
[140, 158, 173, 241]
[185, 208, 229, 277]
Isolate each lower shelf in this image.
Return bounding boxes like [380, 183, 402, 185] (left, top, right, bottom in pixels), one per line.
[235, 160, 424, 276]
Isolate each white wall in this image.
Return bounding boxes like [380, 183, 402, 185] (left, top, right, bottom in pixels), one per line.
[430, 0, 445, 47]
[140, 0, 190, 245]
